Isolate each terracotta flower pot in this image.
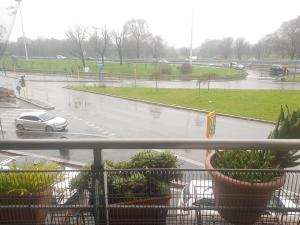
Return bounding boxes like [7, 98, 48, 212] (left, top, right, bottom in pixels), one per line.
[0, 190, 52, 225]
[108, 195, 171, 225]
[205, 153, 286, 225]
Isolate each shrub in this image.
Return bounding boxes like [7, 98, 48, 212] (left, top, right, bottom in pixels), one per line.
[180, 63, 192, 74]
[70, 150, 182, 202]
[159, 65, 172, 75]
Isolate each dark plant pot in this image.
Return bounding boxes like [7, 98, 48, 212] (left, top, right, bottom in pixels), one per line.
[205, 153, 286, 225]
[107, 195, 171, 225]
[0, 190, 52, 225]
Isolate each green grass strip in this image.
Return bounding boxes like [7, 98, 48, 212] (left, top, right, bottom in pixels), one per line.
[0, 59, 246, 79]
[71, 86, 300, 122]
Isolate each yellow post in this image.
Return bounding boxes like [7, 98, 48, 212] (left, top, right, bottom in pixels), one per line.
[206, 111, 216, 157]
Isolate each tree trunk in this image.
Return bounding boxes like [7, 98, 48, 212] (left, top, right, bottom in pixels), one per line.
[101, 55, 104, 65]
[81, 56, 86, 69]
[136, 41, 140, 59]
[118, 49, 123, 66]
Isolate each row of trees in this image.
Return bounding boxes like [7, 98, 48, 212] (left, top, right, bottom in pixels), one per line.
[7, 19, 175, 67]
[197, 16, 300, 60]
[5, 15, 300, 66]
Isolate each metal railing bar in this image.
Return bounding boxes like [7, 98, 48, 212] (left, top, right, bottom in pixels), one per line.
[0, 204, 297, 213]
[0, 138, 300, 150]
[0, 168, 292, 172]
[0, 205, 93, 210]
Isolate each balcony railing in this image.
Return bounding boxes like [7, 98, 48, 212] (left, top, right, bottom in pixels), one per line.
[0, 138, 300, 225]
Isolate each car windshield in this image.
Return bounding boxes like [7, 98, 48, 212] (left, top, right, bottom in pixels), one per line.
[39, 112, 56, 121]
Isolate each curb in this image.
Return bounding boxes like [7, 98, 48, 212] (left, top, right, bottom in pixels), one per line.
[66, 87, 275, 125]
[16, 97, 55, 110]
[24, 79, 120, 83]
[4, 74, 120, 83]
[0, 104, 20, 108]
[0, 150, 84, 169]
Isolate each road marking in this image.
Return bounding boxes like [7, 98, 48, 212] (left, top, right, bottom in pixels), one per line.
[1, 123, 14, 126]
[154, 149, 205, 168]
[14, 108, 38, 111]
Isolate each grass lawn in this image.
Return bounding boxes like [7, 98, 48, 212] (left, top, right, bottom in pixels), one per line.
[284, 76, 300, 82]
[0, 58, 247, 80]
[70, 86, 300, 122]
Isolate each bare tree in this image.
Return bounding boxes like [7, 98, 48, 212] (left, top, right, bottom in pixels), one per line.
[95, 27, 110, 65]
[280, 16, 300, 59]
[66, 25, 88, 68]
[219, 37, 233, 59]
[149, 35, 164, 59]
[123, 19, 150, 58]
[198, 39, 220, 58]
[112, 29, 126, 65]
[234, 37, 247, 60]
[0, 25, 7, 56]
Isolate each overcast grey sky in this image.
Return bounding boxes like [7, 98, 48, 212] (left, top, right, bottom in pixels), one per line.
[8, 0, 300, 47]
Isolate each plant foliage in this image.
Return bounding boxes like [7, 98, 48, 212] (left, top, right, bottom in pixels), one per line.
[214, 106, 300, 182]
[213, 150, 276, 182]
[0, 162, 63, 195]
[70, 150, 181, 203]
[268, 105, 300, 168]
[180, 63, 192, 74]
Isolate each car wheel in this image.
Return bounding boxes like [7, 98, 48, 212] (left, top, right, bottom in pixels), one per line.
[16, 124, 24, 131]
[45, 126, 54, 132]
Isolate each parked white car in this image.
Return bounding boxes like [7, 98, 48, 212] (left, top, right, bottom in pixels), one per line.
[56, 55, 67, 59]
[231, 62, 245, 69]
[15, 111, 67, 132]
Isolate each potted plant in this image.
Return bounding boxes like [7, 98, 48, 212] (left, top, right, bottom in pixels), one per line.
[205, 106, 300, 225]
[70, 150, 181, 225]
[0, 162, 64, 225]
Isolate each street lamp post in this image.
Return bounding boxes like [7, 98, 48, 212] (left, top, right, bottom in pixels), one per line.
[15, 0, 28, 60]
[189, 10, 194, 65]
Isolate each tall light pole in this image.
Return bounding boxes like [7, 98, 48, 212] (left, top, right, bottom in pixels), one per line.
[15, 0, 28, 60]
[189, 10, 194, 65]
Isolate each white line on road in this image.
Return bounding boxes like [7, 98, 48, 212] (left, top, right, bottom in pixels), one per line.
[154, 149, 204, 167]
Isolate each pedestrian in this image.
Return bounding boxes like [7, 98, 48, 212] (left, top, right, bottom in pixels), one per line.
[16, 85, 21, 96]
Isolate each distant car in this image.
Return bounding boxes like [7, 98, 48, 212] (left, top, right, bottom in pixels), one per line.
[270, 64, 287, 76]
[56, 55, 67, 59]
[231, 62, 245, 69]
[15, 111, 67, 132]
[177, 180, 300, 224]
[158, 59, 169, 64]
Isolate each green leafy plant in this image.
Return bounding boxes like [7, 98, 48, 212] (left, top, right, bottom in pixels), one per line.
[0, 162, 63, 195]
[214, 106, 300, 182]
[70, 150, 181, 203]
[268, 105, 300, 168]
[214, 150, 276, 182]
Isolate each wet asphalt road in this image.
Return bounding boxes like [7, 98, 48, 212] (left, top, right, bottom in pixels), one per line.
[1, 70, 295, 167]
